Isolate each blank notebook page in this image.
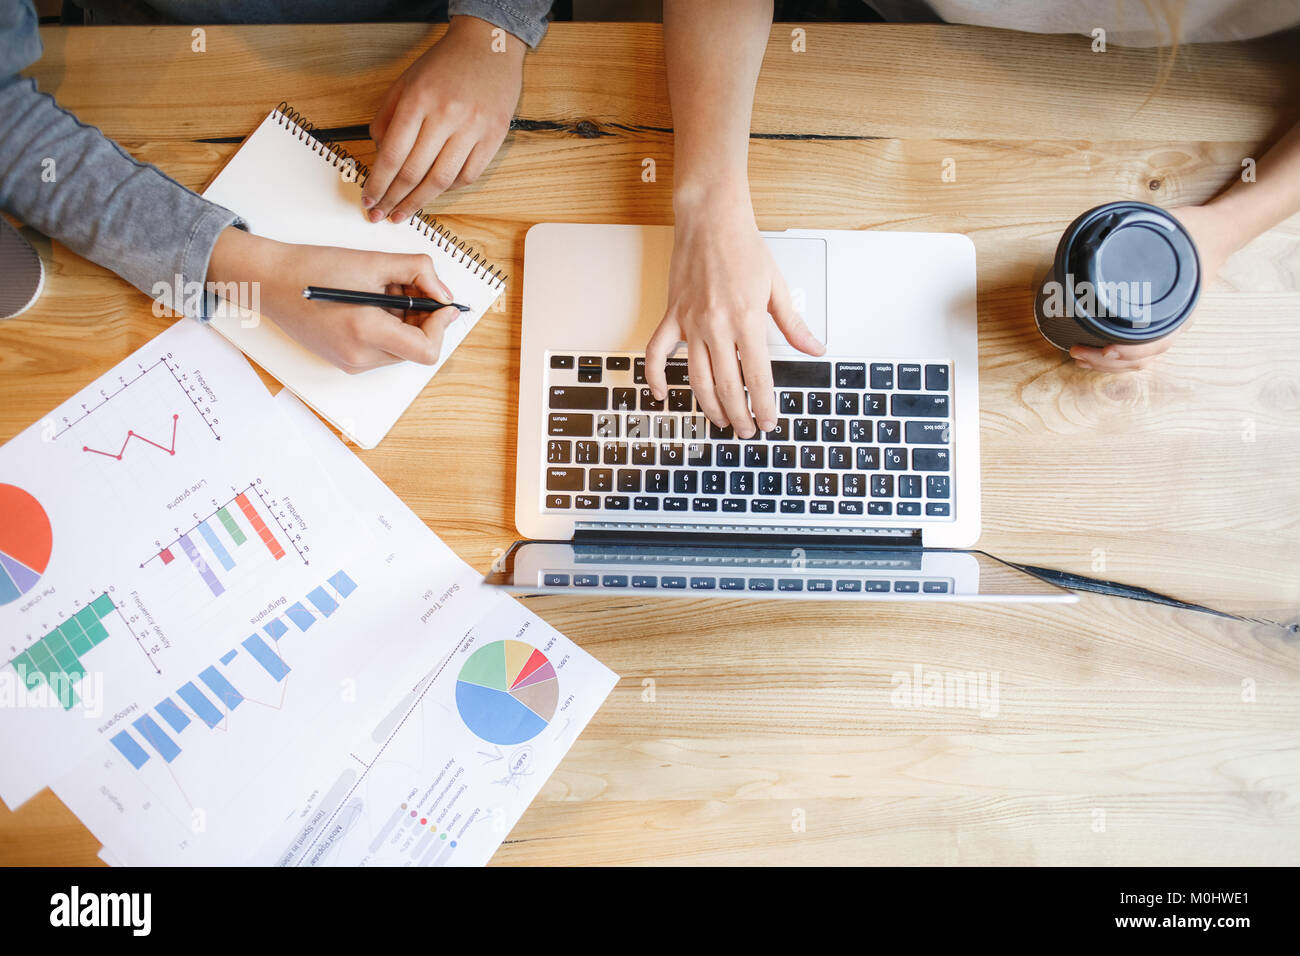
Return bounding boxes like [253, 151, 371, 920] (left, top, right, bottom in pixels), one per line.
[202, 105, 505, 449]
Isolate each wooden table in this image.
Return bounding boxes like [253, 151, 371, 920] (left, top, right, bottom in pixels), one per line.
[2, 23, 1298, 866]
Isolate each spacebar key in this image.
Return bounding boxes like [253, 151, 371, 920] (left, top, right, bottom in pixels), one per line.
[771, 360, 831, 388]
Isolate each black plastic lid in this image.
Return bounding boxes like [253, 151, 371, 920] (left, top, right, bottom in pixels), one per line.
[1058, 202, 1200, 341]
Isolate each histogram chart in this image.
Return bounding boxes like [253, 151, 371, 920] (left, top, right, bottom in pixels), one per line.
[6, 592, 121, 710]
[107, 570, 357, 772]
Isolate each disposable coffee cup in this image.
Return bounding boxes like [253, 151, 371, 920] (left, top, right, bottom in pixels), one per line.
[1034, 201, 1200, 351]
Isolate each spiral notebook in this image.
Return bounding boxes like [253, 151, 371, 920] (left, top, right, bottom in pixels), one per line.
[201, 104, 506, 448]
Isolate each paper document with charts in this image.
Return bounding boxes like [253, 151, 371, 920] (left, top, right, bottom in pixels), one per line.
[42, 383, 617, 866]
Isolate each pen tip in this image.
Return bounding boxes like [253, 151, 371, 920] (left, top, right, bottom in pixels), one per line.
[301, 289, 310, 299]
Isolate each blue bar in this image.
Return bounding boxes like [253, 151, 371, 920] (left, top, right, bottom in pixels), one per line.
[328, 570, 357, 598]
[155, 697, 190, 733]
[110, 730, 149, 770]
[264, 618, 288, 641]
[286, 602, 315, 631]
[241, 633, 291, 682]
[220, 649, 237, 665]
[307, 586, 338, 617]
[177, 681, 223, 728]
[132, 714, 181, 763]
[197, 520, 236, 571]
[199, 665, 244, 710]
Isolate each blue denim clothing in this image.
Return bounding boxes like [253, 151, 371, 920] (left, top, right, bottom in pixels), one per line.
[0, 0, 550, 318]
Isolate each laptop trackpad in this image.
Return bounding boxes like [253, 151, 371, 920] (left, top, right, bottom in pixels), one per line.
[763, 235, 828, 349]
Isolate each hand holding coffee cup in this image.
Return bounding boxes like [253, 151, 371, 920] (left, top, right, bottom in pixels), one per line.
[1035, 201, 1201, 371]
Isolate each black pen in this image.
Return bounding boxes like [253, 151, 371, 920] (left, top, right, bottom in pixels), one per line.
[302, 286, 471, 313]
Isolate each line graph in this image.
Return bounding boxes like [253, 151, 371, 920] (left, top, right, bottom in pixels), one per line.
[51, 354, 220, 443]
[83, 414, 179, 461]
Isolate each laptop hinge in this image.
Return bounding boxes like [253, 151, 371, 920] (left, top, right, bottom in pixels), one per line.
[571, 522, 922, 550]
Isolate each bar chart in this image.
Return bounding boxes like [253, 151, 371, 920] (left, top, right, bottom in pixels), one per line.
[107, 570, 357, 771]
[8, 593, 118, 710]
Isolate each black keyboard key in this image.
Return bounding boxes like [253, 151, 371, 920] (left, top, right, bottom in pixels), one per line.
[664, 497, 688, 511]
[652, 415, 676, 439]
[758, 472, 781, 495]
[664, 359, 691, 385]
[613, 386, 637, 411]
[578, 365, 602, 383]
[617, 469, 641, 492]
[884, 447, 907, 470]
[632, 575, 657, 587]
[868, 501, 893, 515]
[661, 576, 687, 589]
[668, 388, 693, 412]
[640, 388, 664, 411]
[838, 501, 863, 515]
[751, 499, 776, 513]
[547, 440, 571, 463]
[807, 392, 831, 415]
[779, 500, 806, 514]
[686, 442, 711, 466]
[925, 364, 949, 391]
[835, 362, 866, 389]
[899, 475, 921, 498]
[905, 421, 950, 444]
[549, 386, 607, 410]
[605, 356, 630, 370]
[926, 502, 950, 516]
[836, 579, 862, 592]
[849, 420, 872, 443]
[634, 496, 659, 510]
[625, 415, 649, 439]
[821, 419, 845, 442]
[690, 576, 717, 589]
[864, 393, 887, 415]
[810, 500, 833, 514]
[546, 494, 571, 509]
[764, 418, 790, 441]
[575, 494, 600, 509]
[550, 354, 574, 369]
[835, 393, 859, 416]
[864, 580, 890, 592]
[773, 445, 797, 469]
[595, 413, 619, 438]
[602, 575, 628, 587]
[894, 580, 919, 592]
[702, 471, 725, 494]
[794, 418, 816, 441]
[842, 474, 864, 497]
[898, 364, 922, 389]
[869, 363, 893, 389]
[603, 441, 628, 465]
[891, 394, 949, 417]
[549, 413, 593, 436]
[722, 498, 747, 512]
[927, 475, 951, 498]
[779, 391, 803, 414]
[673, 470, 698, 494]
[589, 469, 613, 491]
[709, 421, 734, 440]
[814, 473, 838, 497]
[771, 360, 830, 387]
[546, 468, 583, 491]
[720, 577, 745, 590]
[730, 471, 754, 495]
[543, 572, 570, 586]
[923, 580, 949, 593]
[828, 446, 850, 470]
[778, 579, 803, 592]
[604, 495, 629, 509]
[578, 355, 601, 367]
[871, 475, 894, 497]
[575, 440, 598, 464]
[646, 469, 669, 492]
[749, 578, 775, 591]
[573, 574, 599, 587]
[856, 447, 880, 470]
[744, 444, 768, 468]
[716, 443, 741, 467]
[786, 472, 809, 496]
[692, 497, 718, 512]
[633, 358, 646, 383]
[877, 420, 900, 443]
[660, 443, 686, 466]
[800, 446, 824, 469]
[897, 501, 921, 516]
[913, 449, 951, 471]
[632, 442, 655, 465]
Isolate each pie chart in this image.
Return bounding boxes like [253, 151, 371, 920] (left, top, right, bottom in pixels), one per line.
[0, 484, 52, 606]
[455, 640, 558, 745]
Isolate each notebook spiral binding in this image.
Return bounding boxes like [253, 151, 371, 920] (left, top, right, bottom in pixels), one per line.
[273, 102, 507, 291]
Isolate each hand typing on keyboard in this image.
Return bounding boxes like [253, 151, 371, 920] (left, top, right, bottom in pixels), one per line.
[643, 193, 825, 439]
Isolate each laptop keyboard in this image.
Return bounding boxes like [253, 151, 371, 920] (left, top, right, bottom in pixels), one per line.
[541, 352, 954, 521]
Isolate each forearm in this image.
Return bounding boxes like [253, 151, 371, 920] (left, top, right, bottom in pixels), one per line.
[1209, 119, 1300, 251]
[448, 0, 552, 47]
[664, 0, 773, 211]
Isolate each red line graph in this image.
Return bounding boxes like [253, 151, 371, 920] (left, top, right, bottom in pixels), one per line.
[83, 414, 179, 461]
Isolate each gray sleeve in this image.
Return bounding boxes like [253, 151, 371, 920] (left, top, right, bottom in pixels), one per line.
[0, 0, 243, 319]
[448, 0, 552, 48]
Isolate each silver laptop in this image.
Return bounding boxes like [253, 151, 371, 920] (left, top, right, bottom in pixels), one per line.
[487, 223, 1074, 603]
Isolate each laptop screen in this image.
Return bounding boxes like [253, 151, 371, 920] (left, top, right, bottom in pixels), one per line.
[485, 541, 1076, 602]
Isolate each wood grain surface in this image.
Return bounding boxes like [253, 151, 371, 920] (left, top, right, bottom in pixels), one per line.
[0, 23, 1297, 866]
